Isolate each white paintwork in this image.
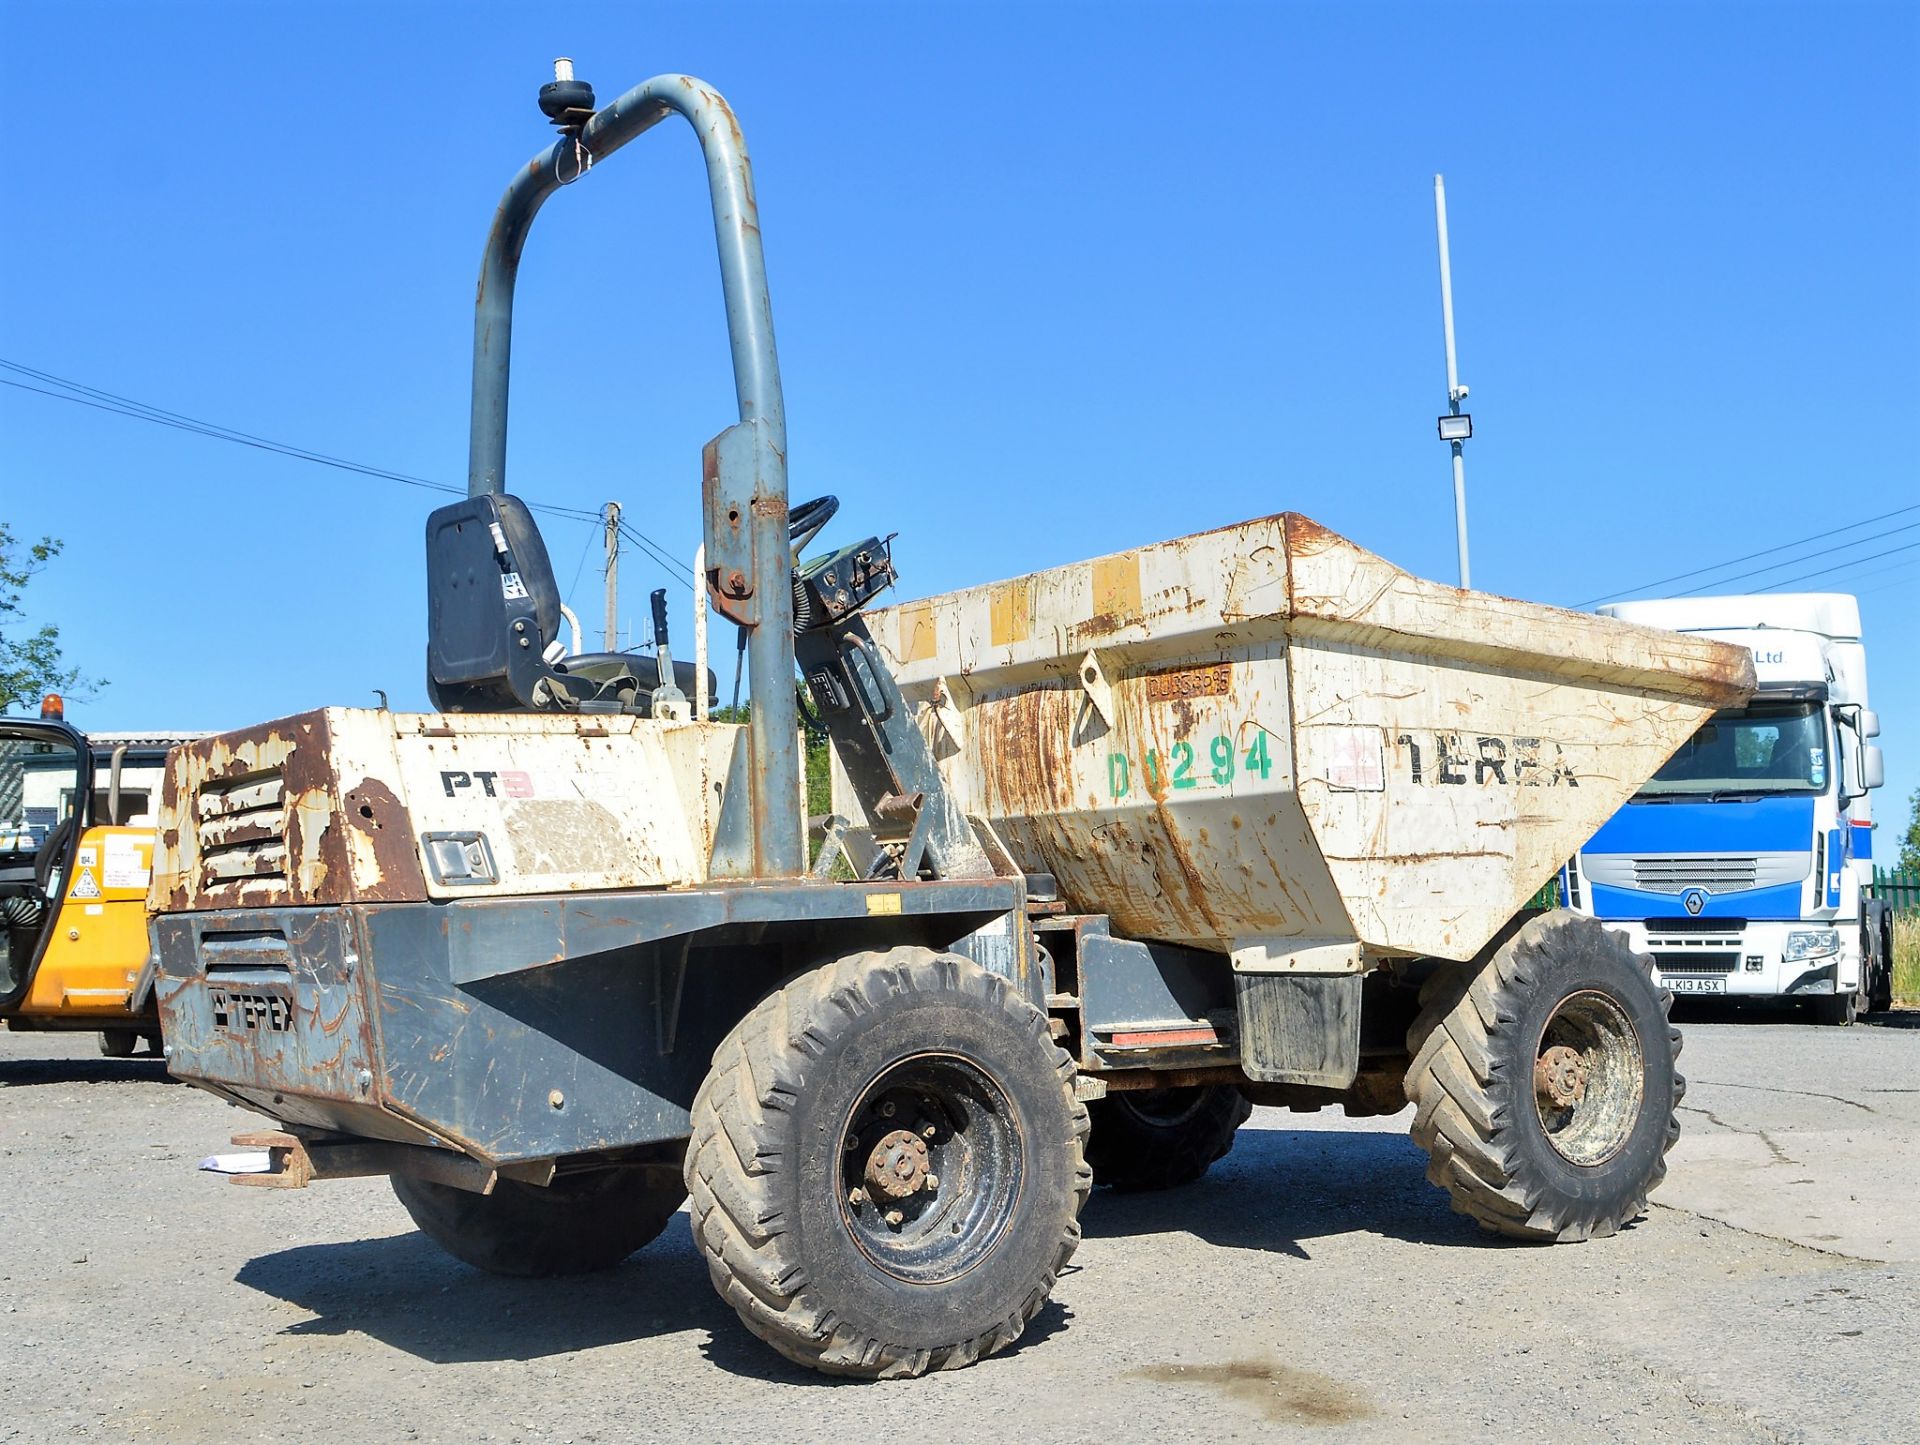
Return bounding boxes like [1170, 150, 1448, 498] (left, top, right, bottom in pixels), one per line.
[839, 513, 1751, 963]
[385, 713, 740, 899]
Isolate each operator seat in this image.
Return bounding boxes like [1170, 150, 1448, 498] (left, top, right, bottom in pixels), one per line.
[425, 493, 711, 714]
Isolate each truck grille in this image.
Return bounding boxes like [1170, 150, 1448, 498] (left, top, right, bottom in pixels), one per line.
[1651, 952, 1739, 975]
[196, 770, 288, 892]
[1646, 927, 1743, 975]
[1581, 852, 1809, 894]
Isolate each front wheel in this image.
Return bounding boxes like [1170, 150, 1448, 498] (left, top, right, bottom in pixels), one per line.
[686, 948, 1090, 1379]
[1404, 911, 1683, 1242]
[392, 1154, 686, 1277]
[1087, 1085, 1251, 1191]
[1867, 915, 1894, 1015]
[1811, 981, 1865, 1027]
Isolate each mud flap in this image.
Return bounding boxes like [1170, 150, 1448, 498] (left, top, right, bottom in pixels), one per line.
[1234, 973, 1361, 1088]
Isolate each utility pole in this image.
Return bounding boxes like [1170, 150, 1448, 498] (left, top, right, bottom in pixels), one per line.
[1433, 174, 1473, 590]
[603, 501, 621, 651]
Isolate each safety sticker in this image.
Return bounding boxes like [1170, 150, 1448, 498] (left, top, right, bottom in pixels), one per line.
[77, 846, 97, 869]
[103, 836, 150, 890]
[69, 870, 103, 900]
[501, 571, 530, 601]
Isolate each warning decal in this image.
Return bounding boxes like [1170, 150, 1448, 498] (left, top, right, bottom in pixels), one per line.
[103, 836, 151, 890]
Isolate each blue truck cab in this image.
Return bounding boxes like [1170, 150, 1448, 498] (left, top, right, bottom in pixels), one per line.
[1566, 594, 1891, 1022]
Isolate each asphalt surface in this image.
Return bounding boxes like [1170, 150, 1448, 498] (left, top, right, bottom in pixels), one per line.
[2, 1011, 1917, 1444]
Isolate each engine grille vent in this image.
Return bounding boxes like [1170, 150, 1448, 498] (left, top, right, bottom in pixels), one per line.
[196, 770, 288, 892]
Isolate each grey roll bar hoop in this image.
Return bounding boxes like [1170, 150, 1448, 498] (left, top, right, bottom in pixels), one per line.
[466, 73, 802, 879]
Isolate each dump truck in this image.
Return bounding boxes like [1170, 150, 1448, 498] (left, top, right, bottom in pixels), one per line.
[150, 63, 1755, 1380]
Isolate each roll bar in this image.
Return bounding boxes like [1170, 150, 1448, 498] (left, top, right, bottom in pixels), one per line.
[466, 70, 802, 879]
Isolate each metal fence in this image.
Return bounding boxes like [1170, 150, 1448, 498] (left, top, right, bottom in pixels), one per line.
[1870, 868, 1920, 913]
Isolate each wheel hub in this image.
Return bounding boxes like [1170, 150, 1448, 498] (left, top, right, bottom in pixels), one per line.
[1531, 988, 1645, 1167]
[864, 1127, 931, 1201]
[1534, 1044, 1589, 1108]
[835, 1052, 1023, 1286]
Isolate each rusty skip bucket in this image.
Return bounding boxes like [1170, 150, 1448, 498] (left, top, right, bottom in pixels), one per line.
[838, 513, 1755, 965]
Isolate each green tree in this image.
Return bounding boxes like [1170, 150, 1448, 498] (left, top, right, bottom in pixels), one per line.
[0, 524, 101, 712]
[711, 694, 833, 820]
[1897, 784, 1920, 875]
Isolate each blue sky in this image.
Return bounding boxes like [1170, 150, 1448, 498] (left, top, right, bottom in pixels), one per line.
[3, 1, 1916, 852]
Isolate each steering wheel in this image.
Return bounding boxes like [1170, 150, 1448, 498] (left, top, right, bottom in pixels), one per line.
[789, 495, 839, 557]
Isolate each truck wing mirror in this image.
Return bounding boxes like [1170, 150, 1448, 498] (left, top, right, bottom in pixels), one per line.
[1859, 708, 1881, 739]
[1863, 744, 1885, 791]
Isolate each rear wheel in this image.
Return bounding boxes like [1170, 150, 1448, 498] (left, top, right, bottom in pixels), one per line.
[392, 1154, 685, 1277]
[98, 1029, 138, 1058]
[686, 948, 1089, 1378]
[1086, 1085, 1251, 1191]
[1404, 911, 1683, 1242]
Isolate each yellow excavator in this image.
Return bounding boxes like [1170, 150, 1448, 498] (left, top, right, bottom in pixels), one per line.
[1, 696, 199, 1056]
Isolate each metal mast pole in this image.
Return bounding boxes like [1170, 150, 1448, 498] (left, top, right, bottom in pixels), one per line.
[603, 500, 621, 651]
[1434, 174, 1471, 590]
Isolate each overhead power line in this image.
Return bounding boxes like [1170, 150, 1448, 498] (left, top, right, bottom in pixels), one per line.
[1856, 563, 1920, 598]
[1573, 499, 1920, 608]
[618, 519, 695, 588]
[1670, 518, 1920, 596]
[1737, 536, 1920, 595]
[0, 358, 620, 532]
[1797, 552, 1920, 597]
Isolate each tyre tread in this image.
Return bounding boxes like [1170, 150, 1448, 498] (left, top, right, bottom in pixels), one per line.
[686, 948, 1090, 1379]
[1404, 910, 1682, 1243]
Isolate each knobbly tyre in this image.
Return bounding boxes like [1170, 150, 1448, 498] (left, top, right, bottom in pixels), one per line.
[150, 61, 1756, 1380]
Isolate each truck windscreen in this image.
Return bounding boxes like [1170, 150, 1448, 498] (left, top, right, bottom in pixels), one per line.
[1636, 701, 1827, 798]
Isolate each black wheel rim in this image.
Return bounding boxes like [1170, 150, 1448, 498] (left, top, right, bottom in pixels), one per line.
[836, 1051, 1023, 1285]
[1531, 989, 1645, 1167]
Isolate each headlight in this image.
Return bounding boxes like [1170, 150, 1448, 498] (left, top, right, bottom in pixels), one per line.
[1783, 929, 1841, 963]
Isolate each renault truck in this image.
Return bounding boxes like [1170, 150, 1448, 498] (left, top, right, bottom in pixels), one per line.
[1566, 594, 1891, 1023]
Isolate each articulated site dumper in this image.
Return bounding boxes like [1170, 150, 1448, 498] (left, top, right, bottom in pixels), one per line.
[150, 64, 1755, 1379]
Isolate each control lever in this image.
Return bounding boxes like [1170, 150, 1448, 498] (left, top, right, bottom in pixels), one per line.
[649, 588, 689, 721]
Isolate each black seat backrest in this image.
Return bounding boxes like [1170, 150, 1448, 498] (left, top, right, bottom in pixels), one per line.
[425, 493, 564, 711]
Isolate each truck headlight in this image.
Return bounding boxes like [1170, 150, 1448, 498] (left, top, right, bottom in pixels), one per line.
[1782, 929, 1841, 963]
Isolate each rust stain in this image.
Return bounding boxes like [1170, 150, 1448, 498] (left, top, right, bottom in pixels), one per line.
[154, 709, 430, 912]
[342, 776, 427, 901]
[1144, 661, 1233, 705]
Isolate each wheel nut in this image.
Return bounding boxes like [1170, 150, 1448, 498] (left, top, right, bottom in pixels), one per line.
[848, 1188, 867, 1206]
[885, 1209, 904, 1227]
[924, 1173, 938, 1192]
[921, 1123, 936, 1138]
[881, 1100, 896, 1117]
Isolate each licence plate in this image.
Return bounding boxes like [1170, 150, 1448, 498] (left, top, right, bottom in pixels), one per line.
[1663, 976, 1726, 995]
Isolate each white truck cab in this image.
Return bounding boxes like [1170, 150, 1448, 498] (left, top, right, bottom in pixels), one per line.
[1569, 594, 1890, 1023]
